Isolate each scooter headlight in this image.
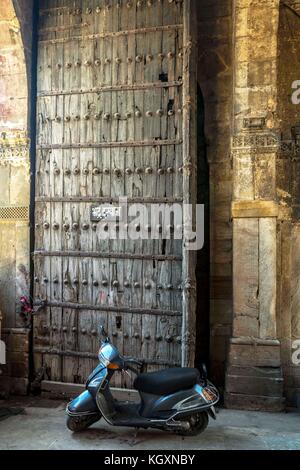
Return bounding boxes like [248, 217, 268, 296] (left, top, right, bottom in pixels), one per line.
[98, 342, 120, 366]
[98, 349, 110, 365]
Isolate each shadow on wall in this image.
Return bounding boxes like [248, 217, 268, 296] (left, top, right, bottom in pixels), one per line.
[195, 85, 210, 378]
[196, 0, 233, 391]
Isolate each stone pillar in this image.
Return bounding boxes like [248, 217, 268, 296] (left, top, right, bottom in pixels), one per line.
[225, 0, 284, 410]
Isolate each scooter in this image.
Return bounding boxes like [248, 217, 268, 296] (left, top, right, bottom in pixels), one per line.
[66, 325, 219, 436]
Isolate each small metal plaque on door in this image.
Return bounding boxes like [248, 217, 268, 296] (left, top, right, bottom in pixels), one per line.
[90, 205, 121, 222]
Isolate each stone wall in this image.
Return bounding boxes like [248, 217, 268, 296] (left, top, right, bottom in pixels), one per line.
[224, 0, 285, 411]
[0, 0, 32, 395]
[198, 0, 300, 409]
[276, 0, 300, 407]
[0, 327, 29, 397]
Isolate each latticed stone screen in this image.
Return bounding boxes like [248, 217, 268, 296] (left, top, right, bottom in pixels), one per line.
[0, 205, 29, 221]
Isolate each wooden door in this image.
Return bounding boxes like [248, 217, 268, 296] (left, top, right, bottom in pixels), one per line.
[33, 0, 197, 387]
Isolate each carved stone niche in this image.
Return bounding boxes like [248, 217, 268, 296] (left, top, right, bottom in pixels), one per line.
[243, 117, 266, 131]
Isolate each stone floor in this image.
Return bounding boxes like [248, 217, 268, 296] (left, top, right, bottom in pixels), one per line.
[0, 396, 299, 450]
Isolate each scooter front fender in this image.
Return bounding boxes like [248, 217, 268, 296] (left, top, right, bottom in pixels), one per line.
[66, 390, 99, 417]
[66, 363, 108, 417]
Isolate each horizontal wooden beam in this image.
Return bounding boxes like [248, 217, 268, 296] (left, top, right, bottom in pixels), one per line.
[36, 139, 182, 150]
[34, 251, 182, 262]
[231, 201, 279, 218]
[33, 300, 182, 317]
[37, 81, 183, 97]
[35, 196, 183, 203]
[35, 350, 180, 367]
[39, 25, 183, 44]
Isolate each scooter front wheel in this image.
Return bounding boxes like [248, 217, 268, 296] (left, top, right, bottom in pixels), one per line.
[175, 411, 209, 436]
[66, 413, 101, 432]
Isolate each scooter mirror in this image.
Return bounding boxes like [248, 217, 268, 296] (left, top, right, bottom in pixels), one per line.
[99, 325, 109, 339]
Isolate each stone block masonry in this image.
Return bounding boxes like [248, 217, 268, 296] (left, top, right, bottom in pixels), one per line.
[0, 328, 30, 397]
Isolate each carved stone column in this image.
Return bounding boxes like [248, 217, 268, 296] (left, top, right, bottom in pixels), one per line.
[224, 0, 284, 410]
[225, 132, 284, 410]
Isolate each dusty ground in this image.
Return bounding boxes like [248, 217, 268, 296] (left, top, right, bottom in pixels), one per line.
[0, 397, 299, 450]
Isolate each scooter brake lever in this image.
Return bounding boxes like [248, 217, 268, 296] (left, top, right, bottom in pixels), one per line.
[126, 364, 139, 375]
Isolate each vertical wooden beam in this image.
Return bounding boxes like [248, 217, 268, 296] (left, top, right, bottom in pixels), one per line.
[182, 0, 197, 367]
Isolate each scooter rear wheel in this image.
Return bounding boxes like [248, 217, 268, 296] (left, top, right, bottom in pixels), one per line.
[66, 414, 101, 432]
[176, 411, 209, 436]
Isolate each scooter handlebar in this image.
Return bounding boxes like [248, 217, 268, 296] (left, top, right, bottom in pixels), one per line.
[123, 357, 144, 373]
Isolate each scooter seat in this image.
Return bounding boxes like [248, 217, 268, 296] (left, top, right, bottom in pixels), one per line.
[133, 367, 200, 396]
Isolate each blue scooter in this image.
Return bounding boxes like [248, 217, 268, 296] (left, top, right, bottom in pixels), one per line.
[66, 325, 219, 436]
